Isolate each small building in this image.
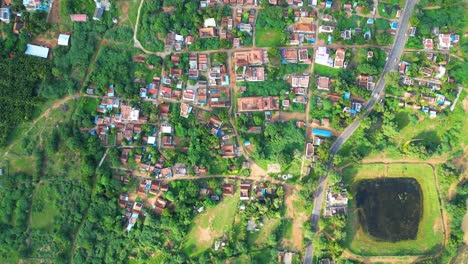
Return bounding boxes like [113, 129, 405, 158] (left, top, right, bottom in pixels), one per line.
[70, 14, 88, 22]
[57, 34, 70, 46]
[222, 183, 235, 196]
[25, 44, 49, 59]
[423, 39, 434, 50]
[239, 182, 251, 200]
[0, 8, 10, 23]
[312, 128, 332, 137]
[317, 76, 330, 90]
[438, 34, 451, 50]
[93, 7, 104, 21]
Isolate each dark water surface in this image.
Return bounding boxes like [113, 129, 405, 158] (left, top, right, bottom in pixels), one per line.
[356, 178, 422, 242]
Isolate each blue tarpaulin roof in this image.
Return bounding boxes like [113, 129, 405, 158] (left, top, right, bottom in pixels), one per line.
[312, 129, 332, 137]
[344, 92, 350, 100]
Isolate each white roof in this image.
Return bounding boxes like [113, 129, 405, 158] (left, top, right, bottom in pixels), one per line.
[147, 136, 156, 145]
[58, 34, 70, 46]
[204, 18, 216, 28]
[25, 44, 49, 58]
[161, 125, 172, 134]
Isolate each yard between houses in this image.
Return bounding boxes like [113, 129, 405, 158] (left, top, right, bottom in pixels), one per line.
[342, 163, 444, 256]
[255, 29, 283, 47]
[183, 192, 239, 257]
[313, 64, 342, 78]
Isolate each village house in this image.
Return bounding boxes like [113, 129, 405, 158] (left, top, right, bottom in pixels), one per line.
[237, 96, 280, 112]
[438, 33, 459, 50]
[324, 187, 348, 217]
[239, 182, 251, 200]
[291, 74, 309, 88]
[172, 163, 187, 177]
[305, 143, 314, 159]
[289, 33, 301, 45]
[199, 53, 209, 71]
[315, 46, 333, 67]
[160, 167, 173, 178]
[199, 27, 217, 38]
[197, 82, 208, 105]
[334, 48, 346, 68]
[280, 48, 298, 63]
[154, 198, 168, 214]
[180, 102, 192, 118]
[423, 38, 434, 50]
[126, 202, 143, 232]
[319, 25, 335, 33]
[221, 143, 237, 158]
[209, 87, 231, 107]
[317, 76, 331, 90]
[234, 49, 267, 66]
[292, 22, 316, 34]
[222, 183, 235, 196]
[399, 61, 409, 74]
[357, 75, 375, 91]
[245, 66, 265, 82]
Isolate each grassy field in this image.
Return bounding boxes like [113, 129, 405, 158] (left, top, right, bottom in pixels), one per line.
[342, 163, 444, 256]
[375, 18, 391, 30]
[247, 218, 280, 246]
[314, 64, 342, 78]
[256, 28, 283, 47]
[31, 183, 58, 230]
[183, 192, 239, 257]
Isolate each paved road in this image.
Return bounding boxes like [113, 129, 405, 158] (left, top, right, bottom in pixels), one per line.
[303, 1, 418, 263]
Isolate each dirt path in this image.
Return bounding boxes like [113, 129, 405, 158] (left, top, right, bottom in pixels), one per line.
[47, 0, 61, 24]
[1, 94, 80, 158]
[341, 250, 424, 263]
[360, 156, 447, 165]
[462, 200, 468, 244]
[284, 186, 306, 251]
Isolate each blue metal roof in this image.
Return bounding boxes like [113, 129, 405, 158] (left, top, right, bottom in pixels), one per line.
[312, 129, 332, 137]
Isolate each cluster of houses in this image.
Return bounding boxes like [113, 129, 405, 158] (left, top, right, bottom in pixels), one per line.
[118, 193, 145, 232]
[90, 85, 151, 145]
[166, 11, 256, 52]
[156, 54, 232, 108]
[324, 184, 349, 217]
[304, 128, 333, 169]
[398, 92, 451, 119]
[289, 9, 317, 45]
[69, 0, 107, 22]
[315, 47, 347, 68]
[234, 49, 268, 82]
[397, 51, 454, 118]
[422, 27, 460, 51]
[280, 48, 311, 64]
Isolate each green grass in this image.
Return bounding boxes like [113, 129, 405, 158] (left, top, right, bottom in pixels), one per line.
[256, 28, 283, 47]
[31, 184, 58, 230]
[183, 192, 239, 257]
[342, 163, 444, 256]
[282, 219, 293, 240]
[314, 64, 342, 78]
[378, 3, 398, 18]
[252, 218, 281, 246]
[375, 18, 391, 30]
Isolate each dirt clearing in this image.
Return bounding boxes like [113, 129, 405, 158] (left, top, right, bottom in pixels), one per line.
[48, 0, 61, 24]
[283, 186, 307, 251]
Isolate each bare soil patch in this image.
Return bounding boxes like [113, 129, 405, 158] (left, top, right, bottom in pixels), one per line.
[462, 201, 468, 244]
[48, 0, 61, 24]
[31, 34, 58, 49]
[284, 186, 306, 251]
[196, 227, 213, 242]
[463, 97, 468, 113]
